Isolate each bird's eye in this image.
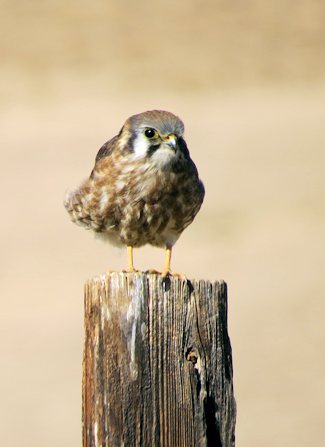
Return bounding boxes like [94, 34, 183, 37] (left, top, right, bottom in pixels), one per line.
[145, 128, 157, 139]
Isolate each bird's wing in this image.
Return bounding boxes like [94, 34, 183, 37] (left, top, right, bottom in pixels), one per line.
[89, 134, 119, 179]
[95, 135, 119, 163]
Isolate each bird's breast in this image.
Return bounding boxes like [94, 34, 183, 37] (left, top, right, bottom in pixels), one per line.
[91, 155, 204, 248]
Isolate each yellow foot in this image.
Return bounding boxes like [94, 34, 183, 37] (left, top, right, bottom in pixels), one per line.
[122, 268, 140, 274]
[161, 269, 187, 281]
[145, 268, 161, 275]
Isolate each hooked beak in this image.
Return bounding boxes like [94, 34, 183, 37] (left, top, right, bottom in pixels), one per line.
[163, 133, 177, 151]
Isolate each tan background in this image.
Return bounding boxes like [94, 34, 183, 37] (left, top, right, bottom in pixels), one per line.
[1, 1, 324, 445]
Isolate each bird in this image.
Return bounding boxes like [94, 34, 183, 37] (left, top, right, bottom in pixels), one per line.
[64, 110, 205, 277]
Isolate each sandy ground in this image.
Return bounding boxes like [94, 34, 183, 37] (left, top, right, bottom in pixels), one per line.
[1, 1, 325, 446]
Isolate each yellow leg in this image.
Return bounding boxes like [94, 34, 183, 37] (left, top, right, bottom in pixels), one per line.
[161, 246, 187, 280]
[162, 247, 172, 278]
[127, 246, 135, 272]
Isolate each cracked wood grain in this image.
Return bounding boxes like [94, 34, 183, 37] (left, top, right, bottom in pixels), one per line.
[83, 272, 236, 447]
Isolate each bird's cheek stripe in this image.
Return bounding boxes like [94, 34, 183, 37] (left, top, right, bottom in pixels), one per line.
[147, 144, 161, 157]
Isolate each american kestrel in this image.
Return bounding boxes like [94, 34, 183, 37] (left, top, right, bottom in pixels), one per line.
[64, 110, 205, 276]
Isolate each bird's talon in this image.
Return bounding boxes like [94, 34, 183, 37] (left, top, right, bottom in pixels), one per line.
[146, 268, 161, 275]
[147, 269, 187, 280]
[161, 270, 187, 281]
[161, 269, 171, 279]
[123, 268, 140, 274]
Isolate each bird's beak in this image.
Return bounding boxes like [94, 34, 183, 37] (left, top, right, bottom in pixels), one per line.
[163, 134, 177, 151]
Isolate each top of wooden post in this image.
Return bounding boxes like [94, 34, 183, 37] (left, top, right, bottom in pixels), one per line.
[83, 272, 236, 447]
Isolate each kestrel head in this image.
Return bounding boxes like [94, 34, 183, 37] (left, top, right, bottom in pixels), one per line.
[120, 110, 188, 166]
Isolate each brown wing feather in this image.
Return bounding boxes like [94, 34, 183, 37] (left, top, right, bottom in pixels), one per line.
[95, 135, 119, 163]
[89, 134, 119, 179]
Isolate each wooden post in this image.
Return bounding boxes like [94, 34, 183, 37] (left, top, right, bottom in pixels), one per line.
[83, 272, 236, 447]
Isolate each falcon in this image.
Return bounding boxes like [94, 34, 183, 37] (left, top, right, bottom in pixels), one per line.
[64, 110, 205, 276]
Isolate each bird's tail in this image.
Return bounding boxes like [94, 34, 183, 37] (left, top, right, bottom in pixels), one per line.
[64, 186, 93, 230]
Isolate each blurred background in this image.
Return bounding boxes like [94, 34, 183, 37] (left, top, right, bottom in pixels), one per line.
[1, 1, 324, 445]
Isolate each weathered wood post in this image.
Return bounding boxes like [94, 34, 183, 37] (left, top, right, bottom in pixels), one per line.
[83, 272, 236, 447]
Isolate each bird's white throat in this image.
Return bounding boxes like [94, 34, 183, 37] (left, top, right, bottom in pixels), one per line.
[133, 133, 176, 167]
